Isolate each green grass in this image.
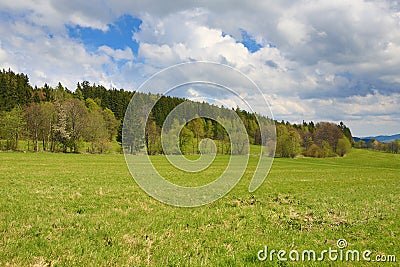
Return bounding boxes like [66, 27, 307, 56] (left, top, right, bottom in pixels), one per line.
[0, 149, 399, 266]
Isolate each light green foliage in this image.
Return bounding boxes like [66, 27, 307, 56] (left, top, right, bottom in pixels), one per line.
[0, 106, 25, 150]
[63, 99, 88, 153]
[205, 119, 214, 138]
[188, 117, 205, 153]
[25, 102, 57, 152]
[276, 124, 301, 158]
[321, 140, 335, 157]
[179, 125, 194, 154]
[304, 143, 322, 158]
[85, 97, 102, 112]
[102, 108, 119, 141]
[145, 120, 161, 155]
[85, 109, 107, 153]
[1, 149, 398, 266]
[337, 137, 352, 156]
[83, 100, 119, 153]
[354, 140, 366, 149]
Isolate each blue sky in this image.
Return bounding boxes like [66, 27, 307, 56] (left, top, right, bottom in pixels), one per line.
[239, 29, 263, 53]
[67, 15, 141, 56]
[0, 0, 399, 136]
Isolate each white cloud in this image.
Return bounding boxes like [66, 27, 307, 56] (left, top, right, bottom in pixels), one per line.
[268, 90, 400, 136]
[187, 87, 200, 98]
[0, 41, 8, 62]
[339, 90, 400, 116]
[134, 10, 252, 69]
[277, 17, 309, 46]
[0, 0, 400, 135]
[98, 46, 134, 61]
[139, 43, 180, 66]
[0, 18, 111, 89]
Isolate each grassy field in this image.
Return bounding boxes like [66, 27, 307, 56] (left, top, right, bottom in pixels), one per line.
[0, 149, 399, 266]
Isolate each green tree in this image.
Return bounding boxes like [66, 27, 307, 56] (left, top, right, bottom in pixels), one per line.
[145, 120, 161, 155]
[387, 140, 399, 153]
[84, 109, 108, 153]
[26, 102, 57, 152]
[25, 103, 43, 151]
[276, 124, 301, 158]
[305, 143, 322, 158]
[336, 137, 352, 156]
[53, 82, 71, 102]
[53, 102, 69, 152]
[102, 108, 119, 141]
[64, 99, 88, 152]
[74, 86, 84, 101]
[40, 102, 57, 151]
[214, 121, 229, 155]
[321, 141, 335, 157]
[0, 106, 25, 150]
[0, 69, 33, 111]
[188, 118, 205, 154]
[313, 122, 344, 153]
[354, 140, 366, 149]
[179, 126, 194, 154]
[122, 93, 147, 154]
[339, 121, 353, 143]
[85, 98, 101, 112]
[162, 118, 181, 155]
[204, 119, 214, 139]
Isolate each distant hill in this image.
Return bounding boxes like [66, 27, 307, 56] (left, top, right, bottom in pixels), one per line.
[354, 134, 400, 143]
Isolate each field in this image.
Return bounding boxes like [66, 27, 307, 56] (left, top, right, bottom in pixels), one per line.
[0, 149, 399, 266]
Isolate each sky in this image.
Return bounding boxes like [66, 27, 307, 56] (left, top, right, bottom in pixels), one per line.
[0, 0, 399, 136]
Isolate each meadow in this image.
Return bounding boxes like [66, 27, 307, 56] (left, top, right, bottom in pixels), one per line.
[0, 149, 399, 266]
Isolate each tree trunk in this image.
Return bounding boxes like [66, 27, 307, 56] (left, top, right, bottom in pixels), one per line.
[34, 132, 38, 152]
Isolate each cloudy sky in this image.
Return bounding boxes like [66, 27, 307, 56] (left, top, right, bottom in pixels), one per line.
[1, 0, 399, 136]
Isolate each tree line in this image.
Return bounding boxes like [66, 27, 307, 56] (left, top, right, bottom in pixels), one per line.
[122, 93, 273, 156]
[1, 68, 355, 157]
[0, 69, 120, 153]
[274, 120, 353, 158]
[354, 139, 400, 154]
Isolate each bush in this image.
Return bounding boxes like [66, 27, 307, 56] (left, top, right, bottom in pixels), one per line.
[321, 141, 336, 157]
[304, 144, 323, 158]
[337, 137, 351, 156]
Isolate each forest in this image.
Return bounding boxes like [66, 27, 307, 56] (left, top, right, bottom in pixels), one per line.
[0, 68, 359, 157]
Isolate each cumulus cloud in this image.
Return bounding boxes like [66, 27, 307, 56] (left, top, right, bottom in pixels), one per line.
[0, 17, 112, 89]
[98, 46, 134, 61]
